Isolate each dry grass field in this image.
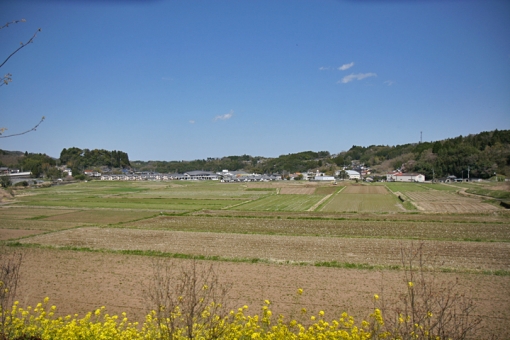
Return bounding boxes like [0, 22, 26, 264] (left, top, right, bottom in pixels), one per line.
[405, 191, 499, 213]
[1, 180, 509, 337]
[279, 187, 316, 195]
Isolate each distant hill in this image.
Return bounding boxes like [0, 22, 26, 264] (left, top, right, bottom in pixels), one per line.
[0, 148, 130, 179]
[0, 150, 25, 167]
[334, 129, 510, 180]
[2, 129, 509, 180]
[132, 130, 509, 180]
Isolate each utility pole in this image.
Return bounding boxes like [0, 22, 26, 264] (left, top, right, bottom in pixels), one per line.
[467, 166, 470, 181]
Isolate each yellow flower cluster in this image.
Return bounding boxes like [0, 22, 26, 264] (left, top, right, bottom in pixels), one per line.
[0, 296, 443, 340]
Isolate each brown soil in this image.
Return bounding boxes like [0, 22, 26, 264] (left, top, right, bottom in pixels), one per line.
[0, 188, 13, 202]
[13, 248, 510, 338]
[405, 192, 499, 213]
[492, 182, 510, 191]
[19, 228, 510, 272]
[0, 228, 44, 240]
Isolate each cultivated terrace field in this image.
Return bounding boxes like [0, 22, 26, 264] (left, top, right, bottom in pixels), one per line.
[1, 180, 509, 337]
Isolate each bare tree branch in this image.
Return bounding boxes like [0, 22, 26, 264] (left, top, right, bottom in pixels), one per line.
[0, 26, 41, 69]
[1, 19, 27, 30]
[1, 19, 45, 138]
[0, 116, 45, 138]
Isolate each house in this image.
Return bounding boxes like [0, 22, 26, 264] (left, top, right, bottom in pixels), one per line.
[314, 175, 335, 181]
[345, 170, 361, 180]
[387, 171, 425, 182]
[312, 169, 334, 181]
[84, 170, 101, 178]
[184, 171, 219, 180]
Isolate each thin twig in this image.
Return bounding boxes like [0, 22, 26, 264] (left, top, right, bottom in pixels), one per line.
[0, 28, 41, 69]
[0, 116, 45, 138]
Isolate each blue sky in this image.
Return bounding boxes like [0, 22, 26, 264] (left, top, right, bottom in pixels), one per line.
[1, 0, 509, 161]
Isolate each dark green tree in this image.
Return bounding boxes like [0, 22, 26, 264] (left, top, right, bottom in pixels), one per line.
[0, 175, 11, 188]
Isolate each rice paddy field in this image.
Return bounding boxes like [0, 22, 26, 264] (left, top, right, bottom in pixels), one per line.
[1, 179, 509, 337]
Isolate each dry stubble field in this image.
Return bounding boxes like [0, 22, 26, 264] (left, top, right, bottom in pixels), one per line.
[1, 180, 510, 337]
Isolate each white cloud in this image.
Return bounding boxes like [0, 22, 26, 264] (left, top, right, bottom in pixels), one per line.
[319, 66, 330, 71]
[384, 80, 395, 86]
[338, 62, 354, 71]
[214, 110, 234, 121]
[339, 73, 377, 84]
[189, 120, 195, 124]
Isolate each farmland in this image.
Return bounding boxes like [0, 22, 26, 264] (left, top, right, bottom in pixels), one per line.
[1, 180, 510, 337]
[321, 185, 404, 212]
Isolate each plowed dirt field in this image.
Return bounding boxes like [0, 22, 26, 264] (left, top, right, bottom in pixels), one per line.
[13, 248, 510, 338]
[19, 227, 510, 272]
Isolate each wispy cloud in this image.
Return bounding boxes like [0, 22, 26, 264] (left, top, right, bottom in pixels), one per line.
[319, 66, 330, 71]
[339, 73, 377, 84]
[214, 109, 234, 121]
[338, 62, 354, 71]
[189, 120, 195, 124]
[384, 80, 395, 86]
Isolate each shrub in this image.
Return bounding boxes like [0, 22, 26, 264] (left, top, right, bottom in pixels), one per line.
[374, 243, 482, 340]
[0, 248, 23, 339]
[144, 259, 232, 340]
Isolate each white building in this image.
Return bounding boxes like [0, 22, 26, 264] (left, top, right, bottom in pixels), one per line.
[345, 170, 361, 180]
[314, 175, 335, 181]
[387, 172, 425, 182]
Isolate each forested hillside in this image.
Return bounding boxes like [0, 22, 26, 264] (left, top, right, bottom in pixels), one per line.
[0, 148, 130, 179]
[0, 151, 57, 178]
[59, 147, 130, 171]
[334, 129, 510, 179]
[132, 130, 509, 179]
[131, 151, 331, 175]
[1, 130, 508, 180]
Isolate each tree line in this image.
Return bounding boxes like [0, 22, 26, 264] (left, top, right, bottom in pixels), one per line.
[1, 130, 508, 180]
[334, 129, 510, 179]
[132, 130, 509, 180]
[131, 151, 331, 175]
[0, 148, 131, 181]
[59, 147, 130, 173]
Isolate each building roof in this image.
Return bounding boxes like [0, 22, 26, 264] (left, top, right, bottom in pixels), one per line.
[185, 171, 217, 176]
[394, 173, 423, 176]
